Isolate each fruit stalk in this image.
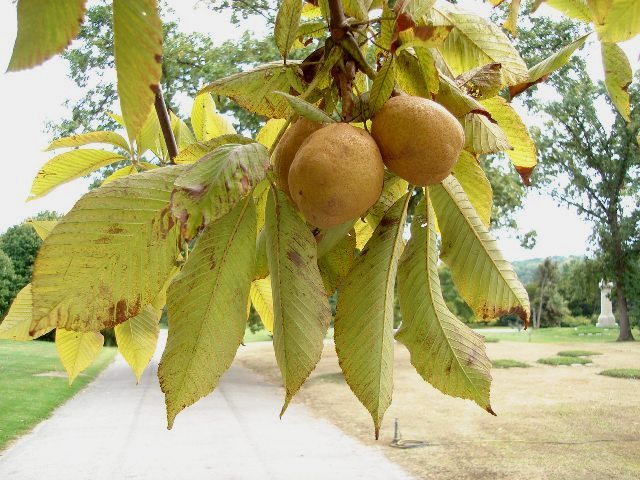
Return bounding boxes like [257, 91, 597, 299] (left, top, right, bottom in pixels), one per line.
[152, 84, 178, 164]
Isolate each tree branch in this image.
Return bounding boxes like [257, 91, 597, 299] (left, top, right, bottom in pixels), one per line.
[152, 85, 178, 164]
[328, 0, 348, 41]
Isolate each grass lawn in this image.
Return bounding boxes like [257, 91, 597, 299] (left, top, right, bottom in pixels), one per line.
[492, 359, 530, 368]
[537, 356, 593, 366]
[599, 368, 640, 379]
[557, 349, 602, 357]
[0, 339, 116, 451]
[477, 325, 640, 343]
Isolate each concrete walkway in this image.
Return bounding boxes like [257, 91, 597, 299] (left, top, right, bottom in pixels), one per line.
[0, 334, 411, 480]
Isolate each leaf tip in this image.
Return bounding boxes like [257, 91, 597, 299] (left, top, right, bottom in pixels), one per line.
[486, 405, 497, 416]
[279, 396, 292, 418]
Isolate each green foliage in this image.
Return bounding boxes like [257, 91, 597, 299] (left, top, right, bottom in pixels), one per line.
[0, 251, 17, 318]
[598, 368, 640, 379]
[492, 359, 530, 368]
[557, 350, 602, 357]
[537, 356, 593, 366]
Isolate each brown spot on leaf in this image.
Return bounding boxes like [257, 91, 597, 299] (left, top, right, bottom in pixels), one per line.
[154, 54, 162, 63]
[107, 224, 125, 235]
[287, 250, 303, 267]
[396, 12, 416, 32]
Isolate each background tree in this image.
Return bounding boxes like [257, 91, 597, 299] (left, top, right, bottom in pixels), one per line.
[0, 251, 16, 317]
[557, 257, 601, 319]
[533, 70, 639, 341]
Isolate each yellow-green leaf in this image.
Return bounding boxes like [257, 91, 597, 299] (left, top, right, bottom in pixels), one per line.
[335, 193, 410, 438]
[430, 176, 530, 324]
[8, 0, 87, 71]
[369, 56, 396, 116]
[318, 229, 356, 294]
[0, 285, 53, 341]
[170, 112, 198, 152]
[171, 143, 269, 239]
[431, 3, 528, 86]
[480, 96, 537, 184]
[274, 92, 336, 123]
[257, 119, 288, 149]
[159, 196, 256, 428]
[396, 196, 494, 413]
[455, 63, 503, 100]
[503, 0, 522, 36]
[101, 162, 158, 186]
[191, 93, 236, 142]
[45, 131, 130, 152]
[30, 166, 187, 334]
[115, 303, 162, 383]
[395, 50, 431, 98]
[28, 220, 58, 241]
[509, 33, 590, 98]
[265, 188, 331, 413]
[200, 62, 304, 119]
[452, 151, 492, 228]
[535, 0, 592, 22]
[56, 329, 104, 385]
[250, 276, 274, 333]
[436, 73, 490, 119]
[113, 0, 163, 141]
[30, 150, 127, 200]
[396, 23, 453, 53]
[601, 42, 632, 121]
[174, 135, 255, 164]
[275, 0, 303, 59]
[595, 0, 640, 42]
[463, 113, 511, 155]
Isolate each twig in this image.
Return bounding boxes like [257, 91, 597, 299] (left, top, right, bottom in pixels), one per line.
[152, 85, 178, 164]
[328, 0, 348, 41]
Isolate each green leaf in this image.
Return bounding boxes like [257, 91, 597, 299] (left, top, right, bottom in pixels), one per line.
[274, 92, 336, 123]
[191, 93, 236, 142]
[316, 220, 358, 258]
[30, 166, 187, 334]
[174, 135, 255, 164]
[0, 285, 53, 341]
[335, 193, 410, 438]
[430, 3, 528, 86]
[396, 196, 494, 413]
[200, 62, 304, 119]
[113, 0, 163, 141]
[369, 56, 396, 116]
[395, 50, 430, 98]
[28, 220, 58, 241]
[430, 176, 530, 324]
[601, 42, 632, 121]
[29, 150, 127, 200]
[509, 33, 590, 98]
[7, 0, 87, 71]
[250, 277, 274, 333]
[596, 0, 640, 42]
[275, 0, 303, 59]
[452, 152, 492, 229]
[45, 131, 131, 153]
[265, 188, 331, 413]
[463, 113, 511, 155]
[171, 143, 269, 239]
[159, 196, 256, 428]
[533, 0, 592, 22]
[318, 229, 356, 294]
[56, 329, 104, 385]
[101, 162, 158, 186]
[480, 96, 537, 184]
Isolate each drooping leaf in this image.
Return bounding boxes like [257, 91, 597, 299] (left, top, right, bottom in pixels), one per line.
[318, 229, 356, 294]
[30, 166, 187, 334]
[480, 96, 537, 184]
[274, 91, 336, 123]
[435, 73, 491, 119]
[174, 135, 255, 164]
[265, 188, 331, 413]
[56, 329, 104, 385]
[601, 42, 632, 121]
[171, 112, 197, 151]
[159, 196, 256, 428]
[316, 220, 358, 258]
[191, 93, 236, 142]
[369, 56, 396, 116]
[463, 113, 511, 155]
[430, 3, 528, 86]
[250, 276, 274, 333]
[396, 196, 494, 413]
[594, 0, 640, 43]
[113, 0, 163, 141]
[200, 62, 304, 119]
[115, 305, 161, 383]
[452, 151, 492, 228]
[430, 176, 530, 324]
[455, 63, 503, 99]
[28, 220, 58, 241]
[275, 0, 304, 59]
[335, 193, 410, 438]
[29, 150, 127, 200]
[256, 119, 288, 149]
[502, 0, 522, 36]
[395, 50, 431, 98]
[136, 108, 163, 156]
[509, 33, 590, 98]
[7, 0, 87, 71]
[45, 131, 130, 153]
[533, 0, 592, 22]
[0, 285, 53, 341]
[171, 143, 269, 239]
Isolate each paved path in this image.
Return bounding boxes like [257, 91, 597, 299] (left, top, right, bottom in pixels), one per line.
[0, 334, 411, 480]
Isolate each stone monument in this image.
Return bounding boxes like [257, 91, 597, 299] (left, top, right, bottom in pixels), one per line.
[596, 280, 617, 328]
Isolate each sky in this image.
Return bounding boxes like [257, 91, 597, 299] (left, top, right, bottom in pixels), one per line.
[0, 0, 637, 261]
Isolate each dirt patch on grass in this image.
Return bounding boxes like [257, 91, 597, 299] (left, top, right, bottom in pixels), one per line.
[236, 340, 640, 480]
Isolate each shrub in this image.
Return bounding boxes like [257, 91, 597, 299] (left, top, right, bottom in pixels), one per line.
[599, 369, 640, 379]
[537, 356, 592, 366]
[560, 315, 592, 328]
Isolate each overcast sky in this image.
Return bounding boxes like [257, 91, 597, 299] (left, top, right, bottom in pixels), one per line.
[0, 1, 637, 261]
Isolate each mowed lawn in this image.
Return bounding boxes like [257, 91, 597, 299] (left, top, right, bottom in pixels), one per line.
[237, 333, 640, 479]
[0, 340, 116, 451]
[480, 325, 640, 343]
